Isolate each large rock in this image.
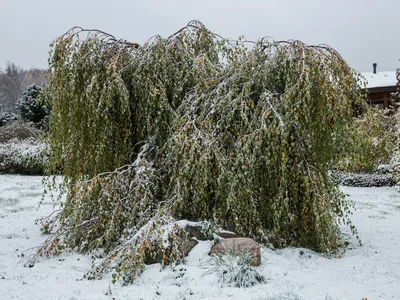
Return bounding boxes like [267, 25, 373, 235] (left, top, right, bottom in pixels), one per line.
[210, 237, 261, 266]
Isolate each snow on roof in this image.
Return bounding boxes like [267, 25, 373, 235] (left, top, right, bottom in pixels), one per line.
[361, 71, 397, 89]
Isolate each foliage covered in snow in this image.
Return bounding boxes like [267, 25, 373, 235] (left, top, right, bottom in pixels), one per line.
[37, 145, 220, 283]
[41, 21, 367, 283]
[0, 120, 46, 174]
[0, 138, 47, 174]
[338, 106, 396, 173]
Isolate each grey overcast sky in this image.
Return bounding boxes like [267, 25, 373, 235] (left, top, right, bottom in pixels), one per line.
[0, 0, 399, 72]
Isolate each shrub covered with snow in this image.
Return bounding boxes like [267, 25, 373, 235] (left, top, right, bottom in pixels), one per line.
[206, 251, 266, 288]
[337, 173, 394, 187]
[0, 120, 42, 143]
[0, 120, 46, 175]
[0, 138, 47, 174]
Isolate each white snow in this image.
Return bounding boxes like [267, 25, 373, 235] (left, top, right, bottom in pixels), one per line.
[361, 71, 397, 89]
[1, 175, 400, 299]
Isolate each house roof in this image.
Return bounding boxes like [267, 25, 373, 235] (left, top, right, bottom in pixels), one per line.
[361, 71, 397, 89]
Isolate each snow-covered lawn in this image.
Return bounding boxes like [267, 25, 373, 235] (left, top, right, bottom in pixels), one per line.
[0, 175, 399, 300]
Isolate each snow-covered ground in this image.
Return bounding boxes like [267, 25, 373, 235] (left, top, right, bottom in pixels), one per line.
[0, 175, 399, 300]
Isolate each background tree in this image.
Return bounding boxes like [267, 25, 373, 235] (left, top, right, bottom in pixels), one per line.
[0, 61, 23, 113]
[22, 68, 47, 87]
[390, 69, 400, 110]
[16, 84, 49, 127]
[390, 69, 400, 182]
[0, 62, 46, 114]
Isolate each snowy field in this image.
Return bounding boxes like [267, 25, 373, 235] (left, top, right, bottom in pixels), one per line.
[0, 175, 399, 300]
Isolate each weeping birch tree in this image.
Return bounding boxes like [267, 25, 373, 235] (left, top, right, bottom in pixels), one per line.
[38, 21, 365, 283]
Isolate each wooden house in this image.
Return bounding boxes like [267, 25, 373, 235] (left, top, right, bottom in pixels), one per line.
[362, 63, 397, 109]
